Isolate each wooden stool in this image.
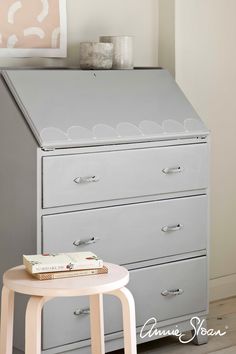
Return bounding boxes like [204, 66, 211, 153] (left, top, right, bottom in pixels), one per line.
[0, 263, 137, 354]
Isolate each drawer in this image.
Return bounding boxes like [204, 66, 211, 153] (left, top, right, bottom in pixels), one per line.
[129, 256, 208, 325]
[42, 144, 208, 208]
[43, 257, 207, 349]
[42, 195, 207, 264]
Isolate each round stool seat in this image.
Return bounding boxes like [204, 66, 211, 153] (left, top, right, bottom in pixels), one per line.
[3, 263, 129, 297]
[1, 263, 136, 354]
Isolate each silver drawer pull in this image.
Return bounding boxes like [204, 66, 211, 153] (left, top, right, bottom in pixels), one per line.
[74, 308, 90, 316]
[161, 224, 183, 232]
[162, 166, 184, 174]
[73, 237, 100, 247]
[161, 289, 184, 297]
[74, 176, 99, 184]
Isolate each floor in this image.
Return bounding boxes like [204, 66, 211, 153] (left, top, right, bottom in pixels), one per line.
[112, 297, 236, 354]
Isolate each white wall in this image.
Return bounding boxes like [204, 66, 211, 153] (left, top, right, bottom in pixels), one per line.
[0, 0, 159, 68]
[175, 0, 236, 300]
[158, 0, 175, 76]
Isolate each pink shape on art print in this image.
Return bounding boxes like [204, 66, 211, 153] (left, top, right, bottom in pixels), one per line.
[0, 0, 61, 49]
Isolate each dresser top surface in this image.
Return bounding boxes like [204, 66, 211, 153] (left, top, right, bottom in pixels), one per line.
[2, 69, 209, 149]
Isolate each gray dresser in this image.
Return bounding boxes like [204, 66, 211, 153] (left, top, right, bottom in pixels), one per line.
[0, 69, 209, 354]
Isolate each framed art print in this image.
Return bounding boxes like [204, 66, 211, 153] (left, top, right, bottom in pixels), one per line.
[0, 0, 67, 57]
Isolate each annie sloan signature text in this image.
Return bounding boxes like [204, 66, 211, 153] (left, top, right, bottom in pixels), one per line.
[140, 317, 227, 344]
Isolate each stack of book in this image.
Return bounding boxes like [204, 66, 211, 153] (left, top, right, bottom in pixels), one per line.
[23, 252, 107, 280]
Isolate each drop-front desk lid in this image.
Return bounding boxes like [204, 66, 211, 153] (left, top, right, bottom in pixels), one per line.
[2, 69, 209, 149]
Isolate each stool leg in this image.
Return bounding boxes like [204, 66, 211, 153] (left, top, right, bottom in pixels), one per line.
[0, 286, 14, 354]
[90, 294, 105, 354]
[25, 296, 47, 354]
[109, 287, 137, 354]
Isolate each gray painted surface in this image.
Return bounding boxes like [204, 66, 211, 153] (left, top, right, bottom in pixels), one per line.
[0, 70, 209, 353]
[43, 143, 208, 208]
[0, 76, 38, 351]
[43, 195, 207, 264]
[3, 69, 209, 149]
[41, 315, 208, 354]
[13, 349, 23, 354]
[43, 257, 207, 350]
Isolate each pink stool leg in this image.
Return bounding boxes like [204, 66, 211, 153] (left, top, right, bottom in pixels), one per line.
[109, 287, 137, 354]
[0, 286, 14, 354]
[90, 294, 105, 354]
[25, 296, 49, 354]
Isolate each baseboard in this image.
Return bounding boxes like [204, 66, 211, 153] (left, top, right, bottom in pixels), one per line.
[210, 274, 236, 302]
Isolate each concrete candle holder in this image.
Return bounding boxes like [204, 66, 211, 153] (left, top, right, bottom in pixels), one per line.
[79, 42, 113, 70]
[100, 36, 134, 69]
